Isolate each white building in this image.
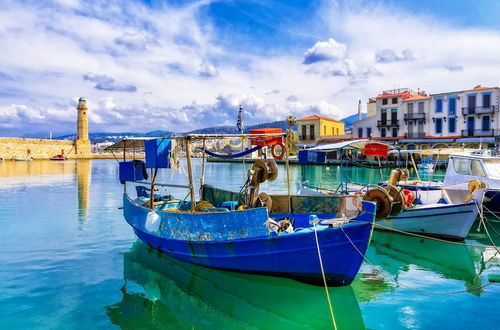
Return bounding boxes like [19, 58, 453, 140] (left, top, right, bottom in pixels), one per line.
[353, 85, 500, 150]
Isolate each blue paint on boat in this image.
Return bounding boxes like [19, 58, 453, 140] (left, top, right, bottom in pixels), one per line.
[123, 195, 376, 286]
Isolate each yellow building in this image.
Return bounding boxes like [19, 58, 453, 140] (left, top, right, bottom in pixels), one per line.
[297, 115, 345, 145]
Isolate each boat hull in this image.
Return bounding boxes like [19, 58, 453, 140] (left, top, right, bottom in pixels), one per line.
[377, 202, 478, 240]
[124, 195, 375, 286]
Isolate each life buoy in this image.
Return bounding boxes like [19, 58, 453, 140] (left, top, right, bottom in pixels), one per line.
[402, 189, 414, 206]
[271, 142, 285, 160]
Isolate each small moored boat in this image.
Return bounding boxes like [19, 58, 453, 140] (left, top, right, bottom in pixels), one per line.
[50, 154, 67, 161]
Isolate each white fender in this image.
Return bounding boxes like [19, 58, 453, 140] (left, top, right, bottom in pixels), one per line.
[145, 210, 161, 232]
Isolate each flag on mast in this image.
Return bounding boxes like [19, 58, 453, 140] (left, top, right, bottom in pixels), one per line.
[237, 105, 244, 133]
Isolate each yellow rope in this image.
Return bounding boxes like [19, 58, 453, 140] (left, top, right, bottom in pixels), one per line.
[312, 223, 337, 330]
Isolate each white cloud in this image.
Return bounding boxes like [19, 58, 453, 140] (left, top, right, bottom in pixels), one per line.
[303, 38, 347, 64]
[1, 0, 500, 136]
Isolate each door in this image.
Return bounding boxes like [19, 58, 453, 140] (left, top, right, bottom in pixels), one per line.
[467, 116, 475, 136]
[468, 95, 476, 114]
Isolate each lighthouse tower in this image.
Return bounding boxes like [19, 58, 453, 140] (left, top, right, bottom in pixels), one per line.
[75, 97, 91, 157]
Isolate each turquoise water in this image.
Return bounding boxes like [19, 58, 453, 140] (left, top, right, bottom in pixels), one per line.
[0, 160, 498, 329]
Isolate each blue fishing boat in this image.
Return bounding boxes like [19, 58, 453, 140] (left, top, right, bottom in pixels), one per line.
[110, 135, 376, 286]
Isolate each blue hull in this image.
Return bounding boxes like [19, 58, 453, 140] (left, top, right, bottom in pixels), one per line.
[124, 195, 375, 286]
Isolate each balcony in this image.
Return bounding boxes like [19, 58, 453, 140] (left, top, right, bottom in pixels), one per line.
[299, 135, 316, 141]
[404, 132, 426, 138]
[461, 106, 497, 115]
[461, 129, 495, 137]
[377, 119, 399, 128]
[404, 113, 426, 121]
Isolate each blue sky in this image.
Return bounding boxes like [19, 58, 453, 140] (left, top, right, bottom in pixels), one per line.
[1, 0, 500, 137]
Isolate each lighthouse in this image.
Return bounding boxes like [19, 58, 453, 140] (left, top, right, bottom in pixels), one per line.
[75, 97, 91, 157]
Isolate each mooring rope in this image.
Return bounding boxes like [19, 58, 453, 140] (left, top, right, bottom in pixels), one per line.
[312, 222, 337, 330]
[340, 224, 496, 295]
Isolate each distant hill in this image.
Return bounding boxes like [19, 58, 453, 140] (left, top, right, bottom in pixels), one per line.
[340, 113, 367, 127]
[24, 120, 297, 144]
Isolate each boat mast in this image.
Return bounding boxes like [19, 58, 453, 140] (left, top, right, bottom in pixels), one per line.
[185, 136, 196, 212]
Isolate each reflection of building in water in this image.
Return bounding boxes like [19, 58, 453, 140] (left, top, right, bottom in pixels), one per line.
[0, 160, 75, 188]
[76, 160, 91, 218]
[107, 241, 365, 329]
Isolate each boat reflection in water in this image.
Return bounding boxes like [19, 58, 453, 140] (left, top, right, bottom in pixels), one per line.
[107, 241, 365, 329]
[365, 231, 495, 296]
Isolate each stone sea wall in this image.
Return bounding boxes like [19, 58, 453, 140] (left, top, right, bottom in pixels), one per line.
[0, 137, 88, 159]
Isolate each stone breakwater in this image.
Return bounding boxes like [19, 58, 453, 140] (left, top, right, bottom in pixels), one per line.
[0, 137, 87, 159]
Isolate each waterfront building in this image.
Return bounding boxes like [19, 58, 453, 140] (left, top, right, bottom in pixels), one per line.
[353, 88, 427, 140]
[0, 97, 92, 159]
[352, 85, 500, 150]
[296, 115, 345, 147]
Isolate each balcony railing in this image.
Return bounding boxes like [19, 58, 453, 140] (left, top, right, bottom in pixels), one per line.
[377, 120, 399, 128]
[461, 106, 497, 115]
[299, 135, 316, 140]
[404, 132, 426, 138]
[404, 113, 426, 120]
[461, 129, 495, 137]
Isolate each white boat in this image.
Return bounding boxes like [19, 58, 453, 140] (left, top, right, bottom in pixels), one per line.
[443, 150, 500, 215]
[375, 187, 483, 240]
[417, 162, 434, 172]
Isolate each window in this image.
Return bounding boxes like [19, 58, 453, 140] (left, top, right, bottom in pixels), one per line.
[309, 125, 315, 139]
[453, 158, 471, 175]
[331, 127, 334, 135]
[381, 128, 386, 137]
[366, 127, 372, 137]
[323, 125, 326, 135]
[392, 97, 398, 104]
[448, 97, 456, 115]
[391, 108, 397, 122]
[483, 159, 500, 179]
[435, 98, 443, 113]
[448, 117, 456, 133]
[482, 115, 491, 131]
[301, 125, 306, 139]
[483, 94, 491, 108]
[336, 128, 339, 135]
[407, 103, 413, 113]
[358, 128, 363, 138]
[382, 98, 388, 105]
[418, 102, 424, 113]
[392, 128, 398, 137]
[471, 160, 486, 177]
[435, 118, 443, 134]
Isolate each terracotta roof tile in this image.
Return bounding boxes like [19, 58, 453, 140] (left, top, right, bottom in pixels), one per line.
[297, 115, 342, 123]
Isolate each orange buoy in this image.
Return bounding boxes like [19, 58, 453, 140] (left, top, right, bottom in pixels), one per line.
[271, 142, 285, 160]
[403, 189, 415, 206]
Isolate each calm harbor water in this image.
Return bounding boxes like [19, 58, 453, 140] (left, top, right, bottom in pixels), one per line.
[0, 160, 499, 329]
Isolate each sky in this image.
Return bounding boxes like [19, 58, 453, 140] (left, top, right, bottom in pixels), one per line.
[1, 0, 500, 137]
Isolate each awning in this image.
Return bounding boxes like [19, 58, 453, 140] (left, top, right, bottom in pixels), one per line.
[400, 139, 455, 143]
[309, 139, 391, 152]
[104, 137, 163, 151]
[455, 137, 495, 143]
